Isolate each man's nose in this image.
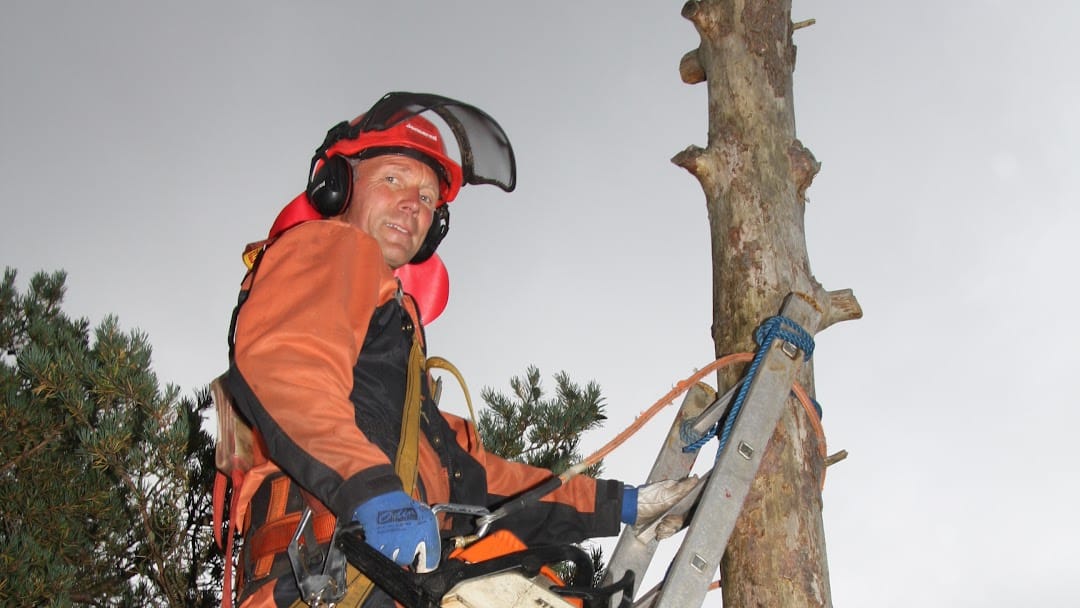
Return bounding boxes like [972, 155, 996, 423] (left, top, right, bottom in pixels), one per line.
[397, 187, 422, 213]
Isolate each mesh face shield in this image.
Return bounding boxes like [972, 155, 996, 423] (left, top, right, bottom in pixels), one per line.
[354, 92, 517, 194]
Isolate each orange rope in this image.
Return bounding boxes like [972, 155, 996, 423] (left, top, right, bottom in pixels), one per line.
[792, 381, 828, 489]
[565, 354, 828, 489]
[792, 382, 826, 460]
[563, 353, 753, 479]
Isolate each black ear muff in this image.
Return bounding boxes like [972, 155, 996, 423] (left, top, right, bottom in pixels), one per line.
[410, 205, 450, 264]
[307, 155, 354, 217]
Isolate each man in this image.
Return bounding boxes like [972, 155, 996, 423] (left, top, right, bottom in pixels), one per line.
[223, 93, 693, 607]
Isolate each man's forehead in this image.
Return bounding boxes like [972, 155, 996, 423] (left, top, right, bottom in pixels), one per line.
[357, 154, 436, 175]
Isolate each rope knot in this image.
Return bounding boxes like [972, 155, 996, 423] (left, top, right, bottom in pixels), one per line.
[755, 315, 815, 361]
[683, 315, 816, 456]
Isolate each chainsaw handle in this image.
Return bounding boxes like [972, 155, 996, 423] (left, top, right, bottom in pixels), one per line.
[336, 524, 441, 608]
[336, 523, 618, 608]
[481, 476, 563, 529]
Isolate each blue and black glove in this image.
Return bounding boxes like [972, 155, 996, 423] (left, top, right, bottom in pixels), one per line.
[351, 490, 440, 572]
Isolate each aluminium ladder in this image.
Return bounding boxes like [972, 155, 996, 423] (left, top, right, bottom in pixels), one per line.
[603, 293, 822, 608]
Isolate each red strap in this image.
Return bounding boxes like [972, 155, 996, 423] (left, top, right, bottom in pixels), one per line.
[214, 467, 247, 608]
[213, 472, 227, 549]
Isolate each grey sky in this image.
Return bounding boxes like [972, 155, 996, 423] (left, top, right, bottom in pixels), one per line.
[2, 2, 1077, 606]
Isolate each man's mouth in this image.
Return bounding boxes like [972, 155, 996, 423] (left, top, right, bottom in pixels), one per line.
[385, 222, 411, 236]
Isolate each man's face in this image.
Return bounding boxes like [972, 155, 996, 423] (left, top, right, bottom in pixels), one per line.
[342, 155, 440, 269]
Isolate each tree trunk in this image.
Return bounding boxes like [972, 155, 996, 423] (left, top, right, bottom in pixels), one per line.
[673, 1, 860, 606]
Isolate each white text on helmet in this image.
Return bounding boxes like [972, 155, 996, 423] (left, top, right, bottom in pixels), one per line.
[405, 122, 438, 142]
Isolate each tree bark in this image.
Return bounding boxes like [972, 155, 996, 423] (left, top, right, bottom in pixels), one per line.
[673, 0, 860, 605]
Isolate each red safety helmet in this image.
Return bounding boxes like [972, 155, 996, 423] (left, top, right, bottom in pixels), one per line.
[322, 112, 464, 204]
[306, 92, 516, 218]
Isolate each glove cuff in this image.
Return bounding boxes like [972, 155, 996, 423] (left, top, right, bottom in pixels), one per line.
[621, 484, 638, 525]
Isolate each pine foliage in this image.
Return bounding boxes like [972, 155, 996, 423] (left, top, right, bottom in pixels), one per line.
[478, 366, 609, 584]
[0, 269, 220, 606]
[478, 366, 607, 477]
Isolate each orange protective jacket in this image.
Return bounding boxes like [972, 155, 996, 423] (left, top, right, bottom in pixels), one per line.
[224, 219, 623, 605]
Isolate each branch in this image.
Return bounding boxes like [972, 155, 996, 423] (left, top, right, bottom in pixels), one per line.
[792, 18, 816, 31]
[825, 450, 848, 467]
[114, 463, 183, 604]
[0, 428, 62, 474]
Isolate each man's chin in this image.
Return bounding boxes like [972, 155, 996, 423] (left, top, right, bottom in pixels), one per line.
[374, 236, 420, 269]
[383, 248, 419, 269]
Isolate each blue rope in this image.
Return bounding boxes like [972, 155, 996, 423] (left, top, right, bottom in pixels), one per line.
[682, 315, 816, 456]
[680, 419, 715, 451]
[680, 392, 822, 451]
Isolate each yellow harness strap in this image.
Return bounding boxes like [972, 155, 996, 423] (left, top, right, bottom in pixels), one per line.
[425, 356, 483, 452]
[396, 333, 427, 497]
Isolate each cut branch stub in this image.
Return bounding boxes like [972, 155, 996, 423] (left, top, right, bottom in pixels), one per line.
[819, 288, 863, 331]
[787, 139, 820, 203]
[680, 0, 707, 27]
[680, 49, 706, 84]
[681, 0, 733, 39]
[672, 144, 709, 183]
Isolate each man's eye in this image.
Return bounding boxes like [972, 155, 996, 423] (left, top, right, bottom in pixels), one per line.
[384, 175, 397, 184]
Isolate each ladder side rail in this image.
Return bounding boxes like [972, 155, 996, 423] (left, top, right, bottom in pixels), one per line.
[650, 295, 821, 608]
[601, 384, 714, 603]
